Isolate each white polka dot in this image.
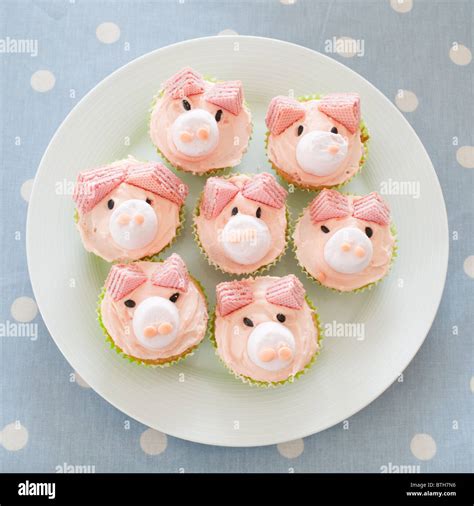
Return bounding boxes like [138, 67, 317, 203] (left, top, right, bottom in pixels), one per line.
[11, 297, 38, 323]
[335, 36, 357, 58]
[463, 256, 474, 278]
[1, 423, 29, 451]
[277, 438, 304, 459]
[449, 44, 472, 66]
[395, 89, 418, 112]
[96, 22, 121, 44]
[74, 371, 90, 388]
[218, 29, 238, 36]
[390, 0, 413, 13]
[140, 428, 168, 455]
[470, 376, 474, 393]
[21, 179, 34, 203]
[280, 0, 297, 4]
[456, 146, 474, 168]
[30, 70, 55, 93]
[410, 433, 436, 461]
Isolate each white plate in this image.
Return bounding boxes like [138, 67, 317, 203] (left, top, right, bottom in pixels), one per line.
[27, 36, 448, 447]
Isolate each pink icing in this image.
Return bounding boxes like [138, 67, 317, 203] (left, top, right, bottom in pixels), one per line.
[151, 253, 189, 292]
[267, 99, 363, 188]
[265, 275, 305, 309]
[194, 174, 287, 274]
[294, 195, 395, 291]
[318, 93, 360, 134]
[101, 260, 208, 361]
[76, 158, 182, 262]
[214, 276, 319, 383]
[149, 81, 252, 174]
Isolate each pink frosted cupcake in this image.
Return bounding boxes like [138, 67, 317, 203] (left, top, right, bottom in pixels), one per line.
[293, 189, 396, 292]
[193, 172, 288, 275]
[149, 67, 252, 175]
[265, 93, 369, 190]
[212, 275, 321, 386]
[73, 157, 188, 263]
[99, 253, 208, 366]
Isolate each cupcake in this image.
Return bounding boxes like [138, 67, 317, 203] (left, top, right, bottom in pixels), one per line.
[73, 156, 188, 262]
[98, 254, 208, 366]
[212, 275, 321, 386]
[193, 172, 288, 275]
[293, 189, 396, 292]
[149, 67, 252, 175]
[265, 93, 369, 190]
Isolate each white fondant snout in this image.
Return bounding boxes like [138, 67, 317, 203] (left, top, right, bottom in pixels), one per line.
[221, 214, 271, 265]
[132, 296, 180, 350]
[323, 227, 373, 274]
[296, 131, 348, 176]
[109, 199, 158, 250]
[247, 321, 296, 371]
[171, 109, 219, 158]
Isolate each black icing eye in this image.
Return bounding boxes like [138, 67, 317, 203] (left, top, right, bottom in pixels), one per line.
[182, 99, 191, 111]
[331, 126, 338, 134]
[256, 207, 262, 218]
[146, 198, 152, 205]
[297, 125, 304, 136]
[124, 299, 135, 308]
[169, 293, 180, 303]
[107, 199, 114, 210]
[243, 317, 254, 327]
[277, 313, 286, 323]
[215, 109, 223, 122]
[321, 225, 330, 233]
[231, 207, 238, 216]
[365, 227, 373, 238]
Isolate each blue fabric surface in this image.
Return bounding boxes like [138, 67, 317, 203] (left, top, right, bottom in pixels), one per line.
[1, 0, 473, 473]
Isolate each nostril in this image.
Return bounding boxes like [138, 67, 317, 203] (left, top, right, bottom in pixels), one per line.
[134, 214, 145, 225]
[143, 325, 158, 338]
[118, 214, 131, 225]
[179, 131, 194, 143]
[341, 242, 351, 252]
[328, 144, 340, 154]
[259, 348, 276, 362]
[158, 322, 173, 335]
[197, 126, 210, 140]
[354, 246, 366, 258]
[278, 346, 293, 361]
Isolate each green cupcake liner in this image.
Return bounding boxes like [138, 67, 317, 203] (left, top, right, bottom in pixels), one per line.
[148, 81, 253, 176]
[264, 93, 370, 192]
[209, 294, 323, 387]
[192, 173, 291, 277]
[292, 196, 398, 293]
[97, 266, 209, 368]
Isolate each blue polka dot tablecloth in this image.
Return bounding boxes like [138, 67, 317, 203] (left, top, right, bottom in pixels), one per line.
[1, 0, 473, 473]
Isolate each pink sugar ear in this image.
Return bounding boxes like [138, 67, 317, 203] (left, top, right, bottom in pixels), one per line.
[151, 253, 189, 292]
[126, 162, 188, 205]
[216, 280, 253, 317]
[265, 275, 305, 310]
[265, 96, 305, 135]
[164, 67, 206, 99]
[241, 172, 287, 209]
[105, 264, 148, 301]
[200, 177, 239, 219]
[352, 192, 390, 225]
[309, 189, 352, 224]
[318, 93, 361, 134]
[73, 163, 127, 215]
[205, 80, 243, 115]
